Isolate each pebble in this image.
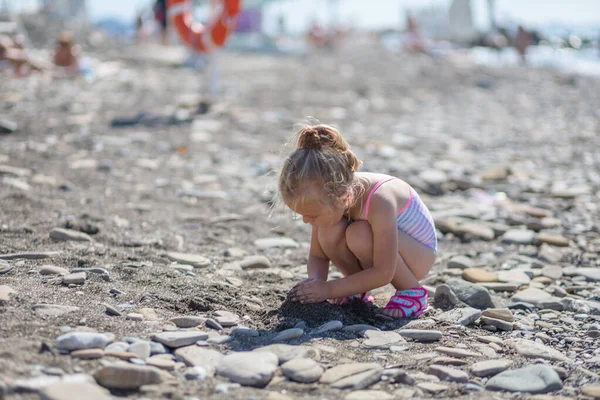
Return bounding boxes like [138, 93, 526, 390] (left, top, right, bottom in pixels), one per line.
[39, 265, 69, 276]
[273, 328, 304, 342]
[320, 363, 381, 385]
[446, 278, 494, 309]
[435, 346, 481, 358]
[433, 284, 460, 310]
[70, 349, 104, 359]
[151, 332, 209, 348]
[253, 344, 316, 364]
[214, 310, 240, 326]
[502, 229, 536, 245]
[431, 357, 468, 366]
[40, 382, 112, 400]
[63, 272, 86, 285]
[55, 332, 110, 351]
[508, 339, 569, 362]
[480, 316, 513, 331]
[165, 252, 210, 267]
[447, 255, 473, 269]
[428, 365, 469, 383]
[497, 270, 531, 284]
[581, 385, 600, 398]
[313, 320, 343, 334]
[481, 308, 514, 322]
[398, 329, 442, 342]
[574, 268, 600, 282]
[93, 364, 163, 390]
[49, 228, 93, 242]
[184, 366, 207, 380]
[417, 382, 448, 393]
[146, 356, 176, 371]
[486, 365, 562, 394]
[253, 237, 299, 249]
[362, 330, 405, 349]
[511, 288, 555, 306]
[239, 255, 272, 269]
[281, 358, 324, 383]
[535, 232, 570, 247]
[342, 324, 380, 333]
[128, 341, 151, 360]
[437, 307, 481, 326]
[0, 251, 61, 260]
[169, 316, 205, 328]
[216, 351, 279, 387]
[462, 268, 498, 283]
[207, 335, 231, 344]
[174, 347, 224, 375]
[103, 304, 121, 316]
[0, 285, 16, 304]
[126, 313, 144, 321]
[471, 359, 512, 377]
[33, 304, 80, 317]
[205, 318, 224, 330]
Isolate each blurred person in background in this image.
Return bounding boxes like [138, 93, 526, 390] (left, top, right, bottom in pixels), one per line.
[53, 31, 80, 76]
[153, 0, 169, 45]
[403, 15, 427, 54]
[0, 34, 43, 77]
[516, 25, 532, 65]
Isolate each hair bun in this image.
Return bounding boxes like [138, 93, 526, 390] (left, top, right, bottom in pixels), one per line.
[298, 128, 322, 150]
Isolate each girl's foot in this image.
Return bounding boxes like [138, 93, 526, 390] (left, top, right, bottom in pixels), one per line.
[382, 287, 430, 318]
[329, 292, 375, 305]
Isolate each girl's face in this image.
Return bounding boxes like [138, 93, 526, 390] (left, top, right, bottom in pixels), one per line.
[289, 196, 346, 228]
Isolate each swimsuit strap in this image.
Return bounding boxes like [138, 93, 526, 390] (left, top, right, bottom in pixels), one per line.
[364, 178, 396, 220]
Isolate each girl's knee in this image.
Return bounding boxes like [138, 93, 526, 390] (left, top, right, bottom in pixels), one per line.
[346, 221, 373, 257]
[317, 219, 348, 251]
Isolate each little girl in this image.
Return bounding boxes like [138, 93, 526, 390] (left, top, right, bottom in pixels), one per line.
[281, 124, 437, 318]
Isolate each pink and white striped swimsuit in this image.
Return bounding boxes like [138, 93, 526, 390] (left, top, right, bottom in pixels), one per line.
[364, 178, 438, 252]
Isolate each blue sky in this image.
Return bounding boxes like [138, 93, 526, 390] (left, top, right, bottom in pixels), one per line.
[15, 0, 600, 33]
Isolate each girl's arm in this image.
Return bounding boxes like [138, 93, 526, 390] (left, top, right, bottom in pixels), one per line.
[307, 226, 329, 281]
[326, 197, 398, 298]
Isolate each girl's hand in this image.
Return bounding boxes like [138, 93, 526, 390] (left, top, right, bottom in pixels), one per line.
[288, 278, 330, 304]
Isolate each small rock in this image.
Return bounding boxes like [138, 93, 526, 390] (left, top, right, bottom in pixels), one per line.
[428, 365, 468, 383]
[63, 272, 86, 285]
[281, 358, 324, 383]
[435, 346, 481, 358]
[434, 284, 460, 310]
[254, 237, 299, 249]
[511, 288, 555, 307]
[362, 330, 405, 349]
[0, 285, 16, 304]
[70, 349, 104, 359]
[128, 342, 151, 360]
[486, 365, 562, 394]
[447, 256, 473, 269]
[398, 330, 442, 342]
[471, 359, 512, 377]
[49, 228, 93, 242]
[126, 313, 144, 321]
[502, 229, 536, 245]
[480, 316, 513, 331]
[40, 265, 69, 276]
[205, 318, 224, 331]
[581, 385, 600, 398]
[446, 279, 494, 309]
[273, 328, 304, 342]
[417, 382, 448, 394]
[40, 382, 112, 400]
[462, 268, 498, 283]
[169, 316, 205, 328]
[216, 351, 279, 387]
[151, 332, 209, 348]
[253, 344, 316, 364]
[482, 308, 514, 322]
[437, 307, 481, 326]
[103, 304, 121, 317]
[214, 310, 240, 326]
[93, 364, 163, 390]
[55, 332, 110, 351]
[508, 339, 569, 362]
[313, 320, 343, 334]
[239, 255, 271, 269]
[535, 232, 569, 247]
[165, 252, 210, 267]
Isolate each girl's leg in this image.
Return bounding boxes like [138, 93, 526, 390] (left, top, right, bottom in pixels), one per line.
[345, 221, 436, 318]
[317, 219, 372, 304]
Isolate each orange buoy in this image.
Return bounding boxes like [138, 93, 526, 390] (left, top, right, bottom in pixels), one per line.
[167, 0, 242, 53]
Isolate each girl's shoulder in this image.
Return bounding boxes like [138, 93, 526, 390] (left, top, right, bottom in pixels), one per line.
[353, 172, 411, 219]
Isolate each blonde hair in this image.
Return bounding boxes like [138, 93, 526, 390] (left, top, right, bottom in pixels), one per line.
[278, 123, 363, 208]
